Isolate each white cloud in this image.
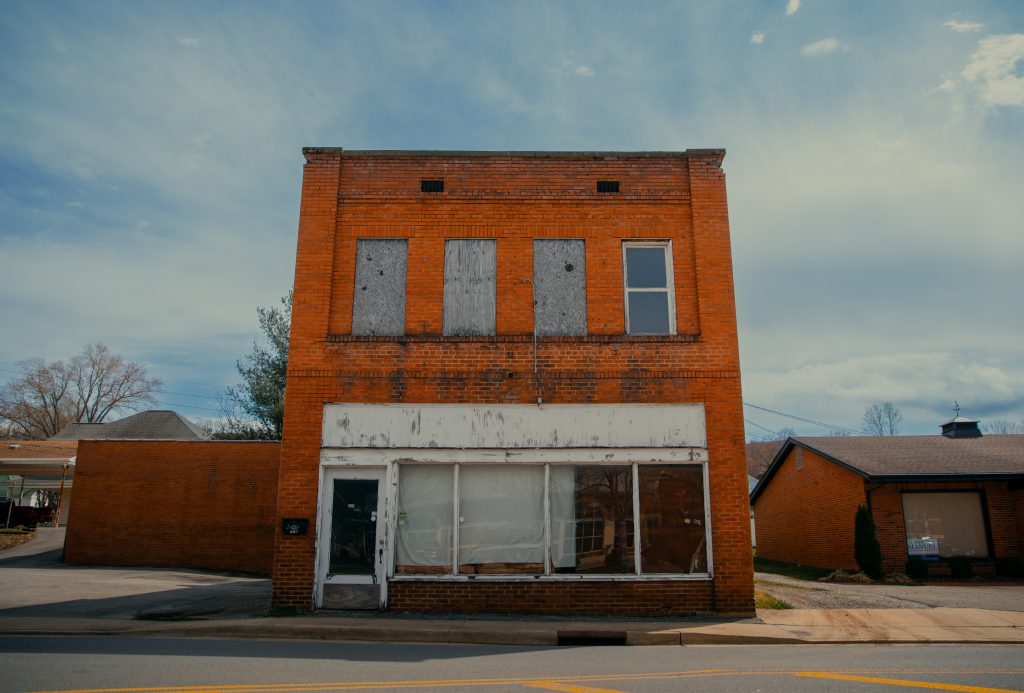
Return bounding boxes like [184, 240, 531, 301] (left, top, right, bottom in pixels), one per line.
[962, 34, 1024, 107]
[934, 77, 956, 93]
[574, 65, 594, 78]
[177, 37, 200, 47]
[801, 37, 845, 57]
[944, 20, 984, 33]
[786, 0, 800, 16]
[751, 32, 765, 45]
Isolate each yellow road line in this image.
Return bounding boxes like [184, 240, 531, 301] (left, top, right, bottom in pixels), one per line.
[526, 682, 626, 693]
[28, 671, 729, 693]
[29, 668, 1024, 693]
[798, 672, 1024, 693]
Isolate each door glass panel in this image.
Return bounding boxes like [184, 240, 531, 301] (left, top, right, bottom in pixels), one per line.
[329, 479, 379, 575]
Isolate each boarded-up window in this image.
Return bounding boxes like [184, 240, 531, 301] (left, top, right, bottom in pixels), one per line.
[534, 239, 586, 336]
[443, 240, 496, 336]
[351, 239, 408, 336]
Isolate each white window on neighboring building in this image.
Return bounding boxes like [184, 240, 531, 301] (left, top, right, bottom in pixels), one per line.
[622, 241, 675, 335]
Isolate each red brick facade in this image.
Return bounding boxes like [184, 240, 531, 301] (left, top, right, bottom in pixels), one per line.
[753, 446, 866, 570]
[65, 440, 280, 574]
[276, 150, 753, 615]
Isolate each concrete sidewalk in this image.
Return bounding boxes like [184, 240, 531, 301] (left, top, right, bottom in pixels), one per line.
[2, 608, 1023, 646]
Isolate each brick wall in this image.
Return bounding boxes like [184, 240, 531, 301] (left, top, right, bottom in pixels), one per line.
[388, 580, 714, 617]
[753, 446, 865, 570]
[871, 481, 1024, 575]
[65, 440, 280, 574]
[277, 150, 753, 615]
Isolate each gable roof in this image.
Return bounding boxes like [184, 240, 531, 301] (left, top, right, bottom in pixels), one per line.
[51, 411, 208, 441]
[750, 434, 1024, 503]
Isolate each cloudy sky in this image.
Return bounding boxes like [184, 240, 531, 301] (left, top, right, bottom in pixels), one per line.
[1, 1, 1022, 437]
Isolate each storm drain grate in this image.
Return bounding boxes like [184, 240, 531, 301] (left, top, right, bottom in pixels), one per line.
[557, 629, 627, 646]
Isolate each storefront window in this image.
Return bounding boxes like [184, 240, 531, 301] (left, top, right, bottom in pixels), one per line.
[459, 465, 544, 574]
[638, 465, 707, 573]
[550, 466, 634, 574]
[394, 462, 707, 577]
[902, 492, 989, 559]
[395, 465, 454, 574]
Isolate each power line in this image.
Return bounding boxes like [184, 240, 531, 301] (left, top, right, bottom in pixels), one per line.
[743, 402, 863, 436]
[744, 418, 784, 439]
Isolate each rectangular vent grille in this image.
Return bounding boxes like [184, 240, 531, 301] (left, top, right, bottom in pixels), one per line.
[596, 181, 620, 193]
[421, 179, 444, 193]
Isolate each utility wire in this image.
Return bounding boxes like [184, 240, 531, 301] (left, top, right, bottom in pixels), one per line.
[743, 401, 863, 436]
[744, 418, 784, 439]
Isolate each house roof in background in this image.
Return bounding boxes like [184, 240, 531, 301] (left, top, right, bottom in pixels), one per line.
[751, 434, 1024, 503]
[0, 440, 78, 459]
[50, 410, 208, 441]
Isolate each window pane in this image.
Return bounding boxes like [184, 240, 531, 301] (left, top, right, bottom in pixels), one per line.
[443, 239, 496, 336]
[549, 466, 635, 574]
[351, 239, 408, 336]
[638, 466, 707, 573]
[459, 466, 544, 574]
[395, 465, 453, 574]
[534, 239, 587, 336]
[625, 247, 667, 288]
[902, 492, 989, 558]
[627, 292, 671, 334]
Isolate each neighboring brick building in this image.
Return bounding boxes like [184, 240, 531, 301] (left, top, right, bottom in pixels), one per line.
[65, 440, 280, 574]
[275, 149, 753, 615]
[751, 420, 1024, 575]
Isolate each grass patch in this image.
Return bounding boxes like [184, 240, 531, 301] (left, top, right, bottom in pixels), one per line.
[755, 591, 793, 610]
[754, 556, 833, 581]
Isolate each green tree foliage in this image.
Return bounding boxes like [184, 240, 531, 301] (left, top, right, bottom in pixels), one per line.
[854, 505, 883, 580]
[212, 291, 291, 440]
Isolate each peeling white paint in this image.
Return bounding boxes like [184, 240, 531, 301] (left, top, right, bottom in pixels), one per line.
[321, 403, 706, 449]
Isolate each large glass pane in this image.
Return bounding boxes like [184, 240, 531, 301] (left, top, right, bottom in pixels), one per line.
[459, 465, 545, 574]
[549, 466, 635, 574]
[395, 465, 454, 574]
[329, 479, 378, 575]
[625, 247, 667, 288]
[627, 292, 671, 334]
[902, 492, 989, 558]
[638, 465, 707, 573]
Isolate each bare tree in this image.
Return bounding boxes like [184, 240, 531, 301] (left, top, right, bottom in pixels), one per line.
[862, 402, 903, 436]
[982, 420, 1024, 434]
[0, 344, 161, 439]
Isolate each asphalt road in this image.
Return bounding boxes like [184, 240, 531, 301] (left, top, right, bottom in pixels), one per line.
[2, 637, 1023, 693]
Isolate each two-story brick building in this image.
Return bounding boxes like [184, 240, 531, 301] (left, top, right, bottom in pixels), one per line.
[274, 149, 753, 616]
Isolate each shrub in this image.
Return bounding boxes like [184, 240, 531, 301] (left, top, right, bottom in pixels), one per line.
[947, 556, 973, 579]
[854, 505, 883, 580]
[905, 557, 929, 580]
[995, 556, 1023, 579]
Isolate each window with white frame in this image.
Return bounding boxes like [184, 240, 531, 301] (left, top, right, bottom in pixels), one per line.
[622, 242, 675, 335]
[393, 462, 708, 577]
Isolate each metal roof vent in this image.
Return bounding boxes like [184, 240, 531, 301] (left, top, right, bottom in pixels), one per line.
[941, 412, 982, 438]
[421, 179, 444, 193]
[596, 180, 620, 193]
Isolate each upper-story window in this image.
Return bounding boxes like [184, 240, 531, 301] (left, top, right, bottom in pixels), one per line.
[351, 239, 408, 336]
[622, 241, 676, 335]
[443, 239, 496, 336]
[533, 239, 586, 336]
